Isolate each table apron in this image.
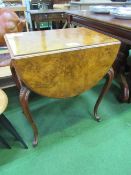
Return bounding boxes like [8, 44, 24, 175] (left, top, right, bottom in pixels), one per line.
[31, 14, 68, 22]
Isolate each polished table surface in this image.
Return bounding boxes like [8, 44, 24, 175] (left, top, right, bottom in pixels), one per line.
[5, 27, 120, 145]
[5, 27, 119, 57]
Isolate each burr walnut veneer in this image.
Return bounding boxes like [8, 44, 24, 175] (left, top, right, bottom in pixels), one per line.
[5, 27, 120, 146]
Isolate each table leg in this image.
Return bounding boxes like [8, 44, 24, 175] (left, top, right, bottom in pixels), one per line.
[36, 22, 40, 31]
[113, 43, 130, 102]
[62, 20, 68, 29]
[19, 86, 38, 146]
[32, 20, 36, 31]
[94, 67, 114, 121]
[119, 73, 129, 102]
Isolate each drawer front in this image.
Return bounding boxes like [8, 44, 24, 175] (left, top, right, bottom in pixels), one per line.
[32, 13, 67, 21]
[48, 13, 67, 20]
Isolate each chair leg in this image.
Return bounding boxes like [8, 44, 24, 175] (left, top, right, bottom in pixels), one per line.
[0, 114, 28, 149]
[0, 135, 11, 149]
[94, 67, 114, 121]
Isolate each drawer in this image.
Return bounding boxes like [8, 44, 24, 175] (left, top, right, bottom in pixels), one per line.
[32, 14, 48, 21]
[48, 13, 67, 20]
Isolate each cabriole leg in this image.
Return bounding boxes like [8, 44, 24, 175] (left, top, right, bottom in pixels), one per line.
[94, 67, 114, 121]
[19, 86, 38, 146]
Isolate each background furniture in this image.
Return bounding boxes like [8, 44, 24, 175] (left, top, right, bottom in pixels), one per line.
[5, 27, 120, 146]
[53, 0, 71, 3]
[30, 0, 71, 9]
[28, 9, 68, 30]
[27, 0, 70, 30]
[67, 10, 131, 102]
[30, 0, 53, 9]
[0, 8, 27, 88]
[0, 66, 14, 89]
[2, 0, 29, 31]
[0, 8, 26, 46]
[70, 1, 131, 10]
[0, 89, 28, 149]
[0, 47, 15, 89]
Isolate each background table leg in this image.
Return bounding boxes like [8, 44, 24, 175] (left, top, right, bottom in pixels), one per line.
[113, 43, 130, 102]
